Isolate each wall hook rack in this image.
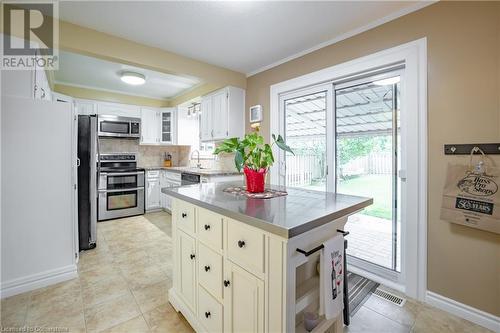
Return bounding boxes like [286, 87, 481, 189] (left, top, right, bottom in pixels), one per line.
[444, 143, 500, 155]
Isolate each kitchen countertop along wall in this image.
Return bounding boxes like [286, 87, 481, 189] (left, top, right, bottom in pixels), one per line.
[99, 138, 239, 172]
[99, 138, 191, 167]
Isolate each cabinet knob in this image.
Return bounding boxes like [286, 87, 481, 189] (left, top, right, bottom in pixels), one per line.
[223, 280, 230, 287]
[237, 240, 246, 248]
[204, 265, 210, 272]
[190, 254, 196, 260]
[204, 224, 210, 230]
[182, 213, 187, 218]
[205, 311, 211, 318]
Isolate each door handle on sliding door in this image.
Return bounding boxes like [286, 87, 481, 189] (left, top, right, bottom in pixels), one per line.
[398, 169, 407, 181]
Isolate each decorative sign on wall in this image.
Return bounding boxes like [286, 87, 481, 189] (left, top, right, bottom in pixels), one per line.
[441, 148, 500, 234]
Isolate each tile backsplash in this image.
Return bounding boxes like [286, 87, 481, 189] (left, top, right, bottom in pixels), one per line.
[99, 138, 191, 167]
[99, 138, 237, 171]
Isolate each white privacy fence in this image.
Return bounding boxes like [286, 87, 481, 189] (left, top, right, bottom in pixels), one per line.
[286, 153, 326, 187]
[340, 152, 392, 177]
[285, 152, 392, 187]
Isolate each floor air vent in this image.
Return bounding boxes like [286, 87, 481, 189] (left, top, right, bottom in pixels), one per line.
[373, 288, 406, 307]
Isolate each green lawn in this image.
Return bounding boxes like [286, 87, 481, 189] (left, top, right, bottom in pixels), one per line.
[337, 174, 392, 220]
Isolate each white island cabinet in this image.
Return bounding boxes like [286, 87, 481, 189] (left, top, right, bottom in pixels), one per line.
[165, 183, 372, 333]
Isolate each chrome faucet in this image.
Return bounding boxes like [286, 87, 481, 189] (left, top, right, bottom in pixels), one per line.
[190, 149, 201, 168]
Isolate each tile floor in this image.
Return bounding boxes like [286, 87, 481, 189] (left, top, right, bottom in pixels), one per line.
[1, 211, 493, 333]
[0, 212, 193, 333]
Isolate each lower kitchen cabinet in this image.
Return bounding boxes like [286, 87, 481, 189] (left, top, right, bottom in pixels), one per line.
[146, 171, 161, 210]
[169, 196, 349, 333]
[224, 260, 265, 333]
[169, 199, 270, 333]
[178, 230, 197, 312]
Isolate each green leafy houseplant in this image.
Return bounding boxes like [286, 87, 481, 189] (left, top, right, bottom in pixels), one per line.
[214, 131, 294, 193]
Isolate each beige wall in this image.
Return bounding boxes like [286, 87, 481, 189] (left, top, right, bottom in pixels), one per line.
[246, 2, 500, 316]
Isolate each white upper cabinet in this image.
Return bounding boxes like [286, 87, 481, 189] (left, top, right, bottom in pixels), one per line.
[160, 108, 176, 145]
[200, 97, 213, 141]
[212, 89, 229, 140]
[98, 102, 141, 117]
[140, 107, 178, 145]
[73, 99, 97, 115]
[200, 86, 245, 142]
[141, 108, 160, 144]
[2, 49, 52, 101]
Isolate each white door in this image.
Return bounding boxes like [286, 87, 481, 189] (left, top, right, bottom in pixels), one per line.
[146, 178, 160, 210]
[178, 231, 196, 311]
[212, 90, 228, 140]
[224, 261, 264, 333]
[141, 108, 159, 144]
[200, 96, 212, 141]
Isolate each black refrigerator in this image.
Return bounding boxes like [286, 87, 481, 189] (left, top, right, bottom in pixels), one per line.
[77, 115, 98, 250]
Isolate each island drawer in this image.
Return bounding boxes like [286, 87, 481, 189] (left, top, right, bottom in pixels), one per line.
[227, 219, 265, 274]
[198, 286, 223, 333]
[176, 200, 195, 235]
[198, 242, 223, 300]
[197, 208, 223, 251]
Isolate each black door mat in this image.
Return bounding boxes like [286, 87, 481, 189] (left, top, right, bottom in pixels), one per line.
[347, 271, 379, 316]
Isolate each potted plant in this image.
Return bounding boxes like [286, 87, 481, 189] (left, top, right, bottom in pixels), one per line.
[214, 131, 294, 193]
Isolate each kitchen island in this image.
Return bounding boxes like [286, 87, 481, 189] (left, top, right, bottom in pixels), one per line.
[163, 182, 372, 333]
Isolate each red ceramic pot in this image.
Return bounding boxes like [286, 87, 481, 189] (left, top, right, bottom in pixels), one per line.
[244, 167, 267, 193]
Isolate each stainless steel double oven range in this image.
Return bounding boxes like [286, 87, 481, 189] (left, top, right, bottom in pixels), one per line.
[98, 153, 145, 221]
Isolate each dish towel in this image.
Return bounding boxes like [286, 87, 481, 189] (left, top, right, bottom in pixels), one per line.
[321, 233, 345, 320]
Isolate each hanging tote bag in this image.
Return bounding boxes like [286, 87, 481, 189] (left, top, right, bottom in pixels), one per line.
[440, 148, 500, 234]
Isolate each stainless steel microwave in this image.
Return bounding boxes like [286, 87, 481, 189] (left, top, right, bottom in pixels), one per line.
[98, 115, 141, 138]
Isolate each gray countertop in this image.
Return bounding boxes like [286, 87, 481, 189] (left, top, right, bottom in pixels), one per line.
[162, 182, 372, 238]
[141, 166, 242, 177]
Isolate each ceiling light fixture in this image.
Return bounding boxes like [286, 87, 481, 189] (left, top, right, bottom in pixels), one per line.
[373, 76, 400, 86]
[120, 71, 146, 85]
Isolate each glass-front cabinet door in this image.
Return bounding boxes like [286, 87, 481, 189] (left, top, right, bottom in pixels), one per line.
[160, 108, 176, 144]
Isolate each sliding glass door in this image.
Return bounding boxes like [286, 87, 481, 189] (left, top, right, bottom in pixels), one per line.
[281, 84, 333, 192]
[279, 70, 403, 274]
[335, 72, 402, 272]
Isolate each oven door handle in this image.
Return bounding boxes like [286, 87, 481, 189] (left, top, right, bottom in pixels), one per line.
[102, 171, 145, 177]
[98, 187, 144, 193]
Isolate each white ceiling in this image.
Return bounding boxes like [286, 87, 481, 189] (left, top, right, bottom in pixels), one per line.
[54, 51, 202, 99]
[59, 1, 432, 76]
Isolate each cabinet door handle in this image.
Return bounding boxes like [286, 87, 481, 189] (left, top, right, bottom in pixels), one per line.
[190, 254, 196, 260]
[223, 280, 230, 287]
[204, 224, 210, 230]
[204, 265, 210, 272]
[205, 311, 211, 318]
[211, 129, 214, 137]
[182, 213, 187, 218]
[237, 240, 246, 248]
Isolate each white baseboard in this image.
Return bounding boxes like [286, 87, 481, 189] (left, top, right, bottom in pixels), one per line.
[0, 264, 78, 299]
[426, 291, 500, 332]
